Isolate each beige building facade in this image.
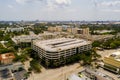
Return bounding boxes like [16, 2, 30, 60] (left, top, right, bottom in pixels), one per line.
[48, 26, 62, 32]
[67, 27, 90, 35]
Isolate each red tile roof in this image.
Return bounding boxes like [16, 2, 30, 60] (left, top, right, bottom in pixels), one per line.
[0, 53, 15, 60]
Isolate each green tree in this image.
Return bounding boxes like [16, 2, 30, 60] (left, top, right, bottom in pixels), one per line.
[30, 60, 41, 73]
[110, 43, 117, 49]
[92, 41, 102, 47]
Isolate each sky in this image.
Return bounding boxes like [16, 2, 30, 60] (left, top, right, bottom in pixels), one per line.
[0, 0, 120, 21]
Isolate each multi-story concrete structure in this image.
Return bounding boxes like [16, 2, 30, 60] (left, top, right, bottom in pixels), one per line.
[48, 26, 90, 35]
[39, 31, 59, 40]
[67, 27, 78, 34]
[48, 26, 62, 32]
[92, 35, 115, 41]
[12, 35, 40, 44]
[12, 32, 58, 44]
[6, 27, 24, 32]
[82, 28, 90, 35]
[32, 38, 92, 64]
[67, 27, 90, 35]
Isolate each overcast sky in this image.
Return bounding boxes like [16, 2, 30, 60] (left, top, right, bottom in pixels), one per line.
[0, 0, 120, 21]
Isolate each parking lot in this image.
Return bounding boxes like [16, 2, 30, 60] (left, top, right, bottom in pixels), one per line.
[97, 68, 119, 80]
[28, 63, 84, 80]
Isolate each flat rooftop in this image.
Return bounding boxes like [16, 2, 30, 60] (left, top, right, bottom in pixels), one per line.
[111, 51, 120, 56]
[14, 70, 27, 80]
[102, 50, 120, 70]
[0, 69, 13, 79]
[33, 38, 91, 52]
[108, 51, 120, 62]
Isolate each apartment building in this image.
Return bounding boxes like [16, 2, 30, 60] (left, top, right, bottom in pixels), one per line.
[32, 38, 92, 63]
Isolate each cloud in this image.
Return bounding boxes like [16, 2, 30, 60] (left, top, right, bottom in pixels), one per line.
[8, 5, 14, 8]
[113, 9, 120, 12]
[47, 0, 71, 9]
[55, 0, 71, 6]
[101, 9, 120, 13]
[16, 0, 71, 8]
[16, 0, 43, 4]
[98, 0, 120, 13]
[92, 0, 98, 7]
[100, 1, 120, 7]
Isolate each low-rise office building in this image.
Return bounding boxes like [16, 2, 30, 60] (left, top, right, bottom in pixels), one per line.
[91, 35, 115, 41]
[6, 27, 24, 32]
[32, 38, 92, 64]
[12, 32, 58, 44]
[38, 31, 59, 40]
[12, 35, 40, 44]
[103, 51, 120, 74]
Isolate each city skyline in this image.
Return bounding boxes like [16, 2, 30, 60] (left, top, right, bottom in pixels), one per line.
[0, 0, 120, 21]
